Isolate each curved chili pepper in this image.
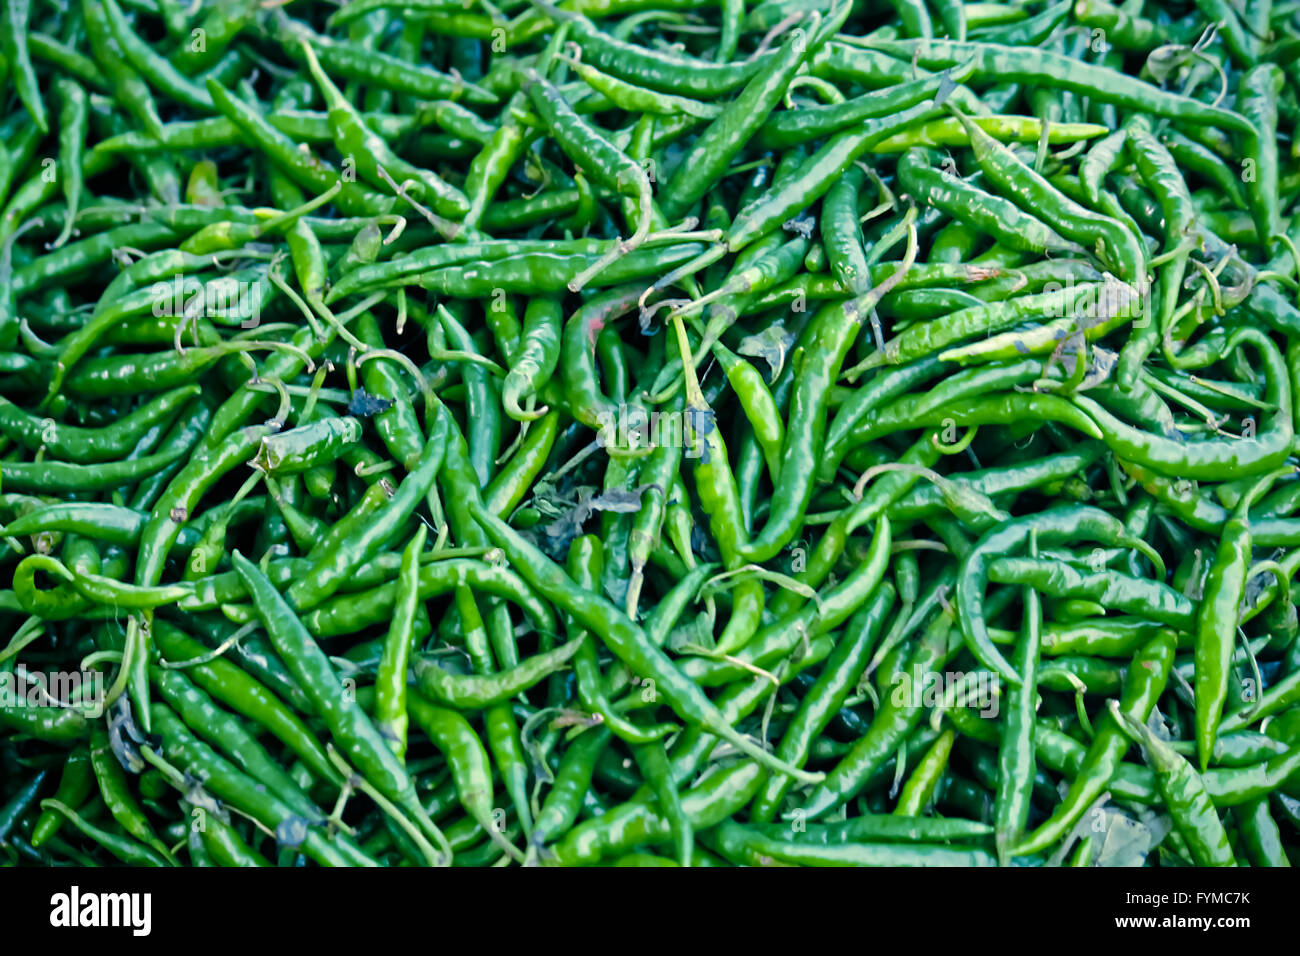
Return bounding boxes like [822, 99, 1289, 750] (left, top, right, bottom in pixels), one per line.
[1014, 631, 1176, 857]
[862, 38, 1257, 135]
[1194, 472, 1286, 771]
[751, 583, 897, 823]
[232, 551, 449, 861]
[1110, 702, 1236, 866]
[286, 414, 447, 610]
[958, 505, 1164, 686]
[660, 18, 821, 219]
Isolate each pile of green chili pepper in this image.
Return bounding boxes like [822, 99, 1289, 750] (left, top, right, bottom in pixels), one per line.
[3, 0, 1300, 869]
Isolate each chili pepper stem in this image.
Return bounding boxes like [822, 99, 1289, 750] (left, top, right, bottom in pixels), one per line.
[325, 745, 451, 866]
[568, 186, 654, 293]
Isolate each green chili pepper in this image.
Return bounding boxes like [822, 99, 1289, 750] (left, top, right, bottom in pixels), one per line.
[1110, 701, 1236, 866]
[1014, 631, 1176, 857]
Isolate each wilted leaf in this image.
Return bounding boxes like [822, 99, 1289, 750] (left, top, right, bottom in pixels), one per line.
[106, 696, 147, 774]
[738, 322, 795, 381]
[782, 214, 815, 238]
[586, 484, 659, 515]
[934, 68, 958, 107]
[1093, 807, 1160, 868]
[348, 387, 394, 418]
[1076, 346, 1117, 391]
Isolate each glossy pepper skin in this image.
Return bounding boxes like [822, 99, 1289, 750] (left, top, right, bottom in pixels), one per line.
[1193, 473, 1284, 771]
[798, 598, 959, 820]
[1014, 632, 1177, 858]
[8, 0, 1300, 872]
[233, 552, 447, 860]
[994, 531, 1041, 861]
[1110, 702, 1236, 867]
[658, 17, 824, 219]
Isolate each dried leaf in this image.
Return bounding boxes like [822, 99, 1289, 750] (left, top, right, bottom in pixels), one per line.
[348, 387, 394, 418]
[782, 215, 815, 239]
[106, 696, 147, 774]
[1076, 346, 1117, 391]
[934, 68, 957, 107]
[738, 322, 795, 381]
[586, 484, 659, 515]
[1144, 45, 1188, 84]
